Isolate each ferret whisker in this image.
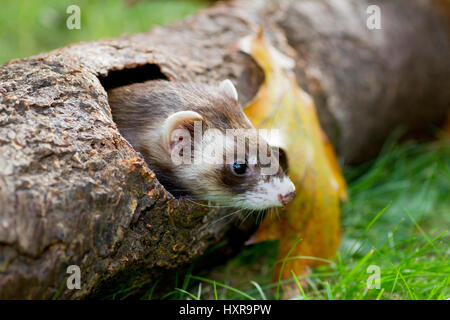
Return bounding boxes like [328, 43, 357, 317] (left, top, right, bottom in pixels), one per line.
[239, 210, 254, 226]
[257, 210, 264, 225]
[253, 210, 260, 223]
[181, 197, 235, 208]
[228, 209, 245, 224]
[275, 207, 281, 221]
[254, 210, 259, 225]
[258, 208, 275, 224]
[209, 208, 244, 226]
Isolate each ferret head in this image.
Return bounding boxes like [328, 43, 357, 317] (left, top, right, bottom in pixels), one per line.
[159, 80, 296, 210]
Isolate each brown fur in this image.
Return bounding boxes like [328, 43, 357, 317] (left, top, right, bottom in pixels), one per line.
[108, 80, 288, 203]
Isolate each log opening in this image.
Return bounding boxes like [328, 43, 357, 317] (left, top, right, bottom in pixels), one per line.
[98, 63, 168, 90]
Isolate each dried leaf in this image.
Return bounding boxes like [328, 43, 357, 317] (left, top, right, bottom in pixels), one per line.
[239, 31, 347, 286]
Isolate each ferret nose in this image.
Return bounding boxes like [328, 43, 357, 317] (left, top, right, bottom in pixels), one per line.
[278, 191, 296, 205]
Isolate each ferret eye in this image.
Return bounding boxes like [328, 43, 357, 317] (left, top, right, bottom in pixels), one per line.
[232, 162, 247, 175]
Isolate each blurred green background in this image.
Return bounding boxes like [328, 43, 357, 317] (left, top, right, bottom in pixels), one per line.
[0, 0, 207, 64]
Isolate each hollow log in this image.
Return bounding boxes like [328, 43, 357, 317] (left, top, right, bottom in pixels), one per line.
[0, 0, 448, 299]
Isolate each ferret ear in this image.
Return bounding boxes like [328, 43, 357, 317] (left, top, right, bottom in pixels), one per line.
[219, 79, 238, 102]
[161, 110, 204, 156]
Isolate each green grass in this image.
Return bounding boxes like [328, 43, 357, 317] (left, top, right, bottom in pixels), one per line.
[156, 138, 450, 300]
[0, 0, 206, 64]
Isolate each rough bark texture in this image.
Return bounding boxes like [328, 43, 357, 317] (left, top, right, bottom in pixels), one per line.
[0, 0, 448, 299]
[275, 0, 450, 163]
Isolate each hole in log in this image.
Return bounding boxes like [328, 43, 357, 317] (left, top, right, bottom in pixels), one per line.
[101, 64, 182, 198]
[99, 63, 168, 90]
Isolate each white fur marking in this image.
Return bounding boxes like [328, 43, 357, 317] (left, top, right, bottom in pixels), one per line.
[241, 177, 296, 209]
[219, 79, 238, 101]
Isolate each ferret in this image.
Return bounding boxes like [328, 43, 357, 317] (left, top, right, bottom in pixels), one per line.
[107, 79, 295, 210]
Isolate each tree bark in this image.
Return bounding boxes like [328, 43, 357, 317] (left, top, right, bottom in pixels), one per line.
[0, 0, 448, 299]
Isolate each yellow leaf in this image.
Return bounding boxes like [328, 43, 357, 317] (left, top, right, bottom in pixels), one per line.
[239, 31, 347, 285]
